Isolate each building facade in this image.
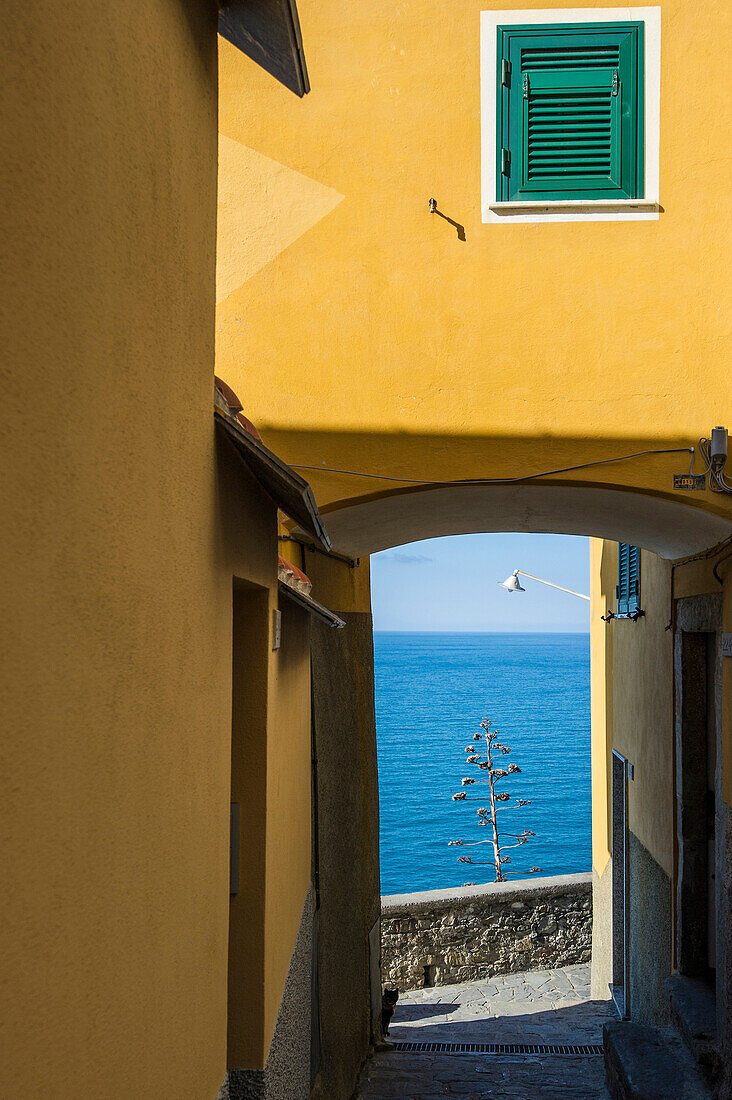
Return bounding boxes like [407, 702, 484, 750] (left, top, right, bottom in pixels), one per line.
[2, 1, 731, 1099]
[216, 0, 731, 1094]
[2, 4, 344, 1098]
[591, 538, 732, 1092]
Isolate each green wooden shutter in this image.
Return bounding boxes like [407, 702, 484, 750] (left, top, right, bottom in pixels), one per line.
[497, 22, 644, 201]
[616, 543, 640, 615]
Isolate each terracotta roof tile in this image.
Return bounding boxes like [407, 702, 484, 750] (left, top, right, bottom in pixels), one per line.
[214, 376, 263, 440]
[278, 555, 313, 594]
[214, 375, 242, 411]
[235, 410, 262, 442]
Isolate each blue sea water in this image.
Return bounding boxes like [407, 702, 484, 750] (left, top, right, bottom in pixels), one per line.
[375, 632, 591, 896]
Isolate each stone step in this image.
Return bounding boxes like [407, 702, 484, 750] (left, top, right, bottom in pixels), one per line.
[603, 1020, 712, 1100]
[665, 974, 722, 1090]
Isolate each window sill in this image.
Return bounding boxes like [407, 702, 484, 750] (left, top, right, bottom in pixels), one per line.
[489, 200, 659, 216]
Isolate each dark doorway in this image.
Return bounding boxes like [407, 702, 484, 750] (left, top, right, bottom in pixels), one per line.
[228, 580, 270, 1070]
[675, 629, 717, 983]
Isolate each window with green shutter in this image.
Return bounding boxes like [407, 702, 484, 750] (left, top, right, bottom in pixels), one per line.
[496, 22, 644, 201]
[616, 543, 640, 616]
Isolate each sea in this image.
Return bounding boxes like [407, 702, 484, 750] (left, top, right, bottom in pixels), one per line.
[375, 631, 591, 897]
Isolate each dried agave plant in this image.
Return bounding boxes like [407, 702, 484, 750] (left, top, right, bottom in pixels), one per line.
[449, 718, 540, 884]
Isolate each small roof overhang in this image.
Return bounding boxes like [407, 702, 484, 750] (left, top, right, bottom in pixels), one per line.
[278, 581, 346, 628]
[214, 385, 330, 550]
[218, 0, 310, 97]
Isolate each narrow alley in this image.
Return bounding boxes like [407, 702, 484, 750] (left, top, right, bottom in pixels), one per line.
[355, 964, 614, 1099]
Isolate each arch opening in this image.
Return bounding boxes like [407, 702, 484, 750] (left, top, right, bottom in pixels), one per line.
[316, 482, 731, 560]
[372, 532, 593, 992]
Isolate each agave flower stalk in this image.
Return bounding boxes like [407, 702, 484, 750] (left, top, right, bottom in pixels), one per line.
[449, 718, 540, 884]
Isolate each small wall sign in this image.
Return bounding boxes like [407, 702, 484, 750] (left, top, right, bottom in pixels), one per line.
[722, 634, 732, 658]
[673, 474, 706, 490]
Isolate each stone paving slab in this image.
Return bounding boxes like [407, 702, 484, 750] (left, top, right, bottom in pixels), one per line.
[354, 965, 614, 1099]
[355, 1052, 610, 1098]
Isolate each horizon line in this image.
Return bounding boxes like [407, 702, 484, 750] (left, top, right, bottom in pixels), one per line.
[373, 628, 590, 635]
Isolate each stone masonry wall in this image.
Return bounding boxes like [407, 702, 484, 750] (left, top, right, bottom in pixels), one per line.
[381, 873, 592, 990]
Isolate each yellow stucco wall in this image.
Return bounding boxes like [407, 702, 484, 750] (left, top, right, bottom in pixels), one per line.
[226, 577, 313, 1070]
[265, 597, 313, 1058]
[610, 551, 675, 877]
[217, 0, 732, 541]
[0, 4, 224, 1095]
[590, 538, 613, 876]
[229, 580, 270, 1068]
[300, 549, 373, 615]
[3, 1, 729, 1092]
[218, 0, 731, 956]
[2, 4, 314, 1094]
[592, 537, 731, 920]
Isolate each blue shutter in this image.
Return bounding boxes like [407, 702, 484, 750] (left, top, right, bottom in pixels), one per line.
[617, 544, 639, 615]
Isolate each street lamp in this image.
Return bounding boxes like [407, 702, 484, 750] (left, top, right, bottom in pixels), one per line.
[498, 569, 589, 601]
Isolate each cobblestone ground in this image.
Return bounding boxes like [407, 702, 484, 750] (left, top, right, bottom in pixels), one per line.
[354, 964, 615, 1099]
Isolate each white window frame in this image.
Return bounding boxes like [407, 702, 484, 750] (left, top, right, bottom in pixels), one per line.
[481, 7, 661, 223]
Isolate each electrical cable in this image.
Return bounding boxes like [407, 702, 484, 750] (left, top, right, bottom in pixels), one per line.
[278, 533, 359, 568]
[664, 532, 732, 630]
[695, 437, 732, 494]
[712, 544, 732, 585]
[291, 447, 695, 487]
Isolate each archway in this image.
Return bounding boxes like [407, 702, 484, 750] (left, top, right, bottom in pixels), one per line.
[303, 479, 731, 1096]
[316, 481, 730, 560]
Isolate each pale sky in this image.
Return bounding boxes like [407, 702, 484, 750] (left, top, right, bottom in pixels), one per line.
[370, 533, 590, 633]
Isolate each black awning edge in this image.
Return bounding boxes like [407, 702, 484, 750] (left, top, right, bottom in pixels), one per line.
[218, 0, 310, 98]
[215, 405, 331, 551]
[278, 581, 346, 628]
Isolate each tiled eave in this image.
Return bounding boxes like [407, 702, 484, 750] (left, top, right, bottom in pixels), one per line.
[214, 381, 331, 551]
[278, 579, 346, 629]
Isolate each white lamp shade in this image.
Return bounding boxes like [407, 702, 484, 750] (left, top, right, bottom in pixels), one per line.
[498, 571, 525, 593]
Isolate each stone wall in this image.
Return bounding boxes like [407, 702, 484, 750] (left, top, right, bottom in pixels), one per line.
[381, 873, 592, 990]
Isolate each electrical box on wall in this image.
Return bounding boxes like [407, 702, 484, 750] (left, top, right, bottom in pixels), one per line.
[673, 474, 706, 491]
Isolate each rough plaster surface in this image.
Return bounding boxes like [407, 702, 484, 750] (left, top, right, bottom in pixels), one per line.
[216, 135, 343, 303]
[310, 613, 380, 1100]
[264, 886, 313, 1099]
[666, 974, 721, 1089]
[381, 874, 592, 990]
[603, 1020, 711, 1100]
[592, 863, 614, 1002]
[217, 1069, 266, 1100]
[217, 0, 732, 520]
[627, 831, 672, 1027]
[220, 887, 313, 1100]
[1, 4, 227, 1097]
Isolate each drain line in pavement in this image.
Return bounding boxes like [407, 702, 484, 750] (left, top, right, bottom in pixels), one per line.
[392, 1041, 603, 1056]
